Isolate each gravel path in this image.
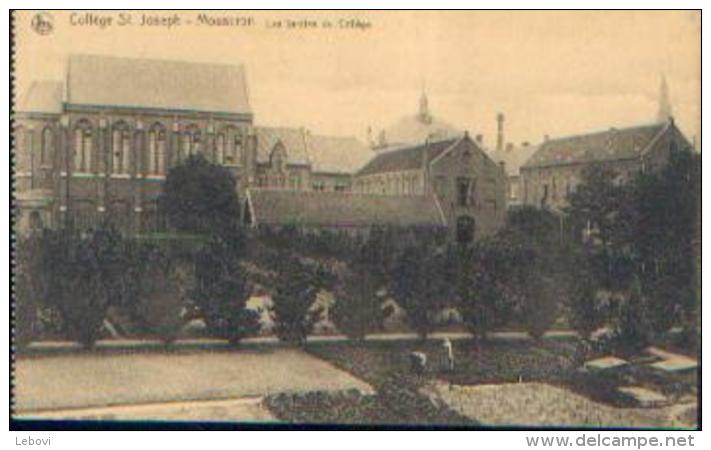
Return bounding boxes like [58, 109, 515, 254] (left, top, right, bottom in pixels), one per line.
[14, 347, 372, 413]
[430, 382, 691, 428]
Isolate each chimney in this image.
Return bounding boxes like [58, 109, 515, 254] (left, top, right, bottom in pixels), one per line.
[506, 142, 514, 152]
[544, 134, 550, 142]
[496, 113, 505, 152]
[475, 134, 483, 146]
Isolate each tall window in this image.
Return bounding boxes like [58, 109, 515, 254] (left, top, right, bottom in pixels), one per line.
[74, 121, 93, 173]
[112, 123, 131, 174]
[457, 177, 473, 206]
[182, 126, 200, 157]
[15, 126, 29, 172]
[271, 146, 286, 172]
[148, 124, 166, 174]
[41, 126, 53, 166]
[231, 132, 243, 165]
[215, 133, 226, 164]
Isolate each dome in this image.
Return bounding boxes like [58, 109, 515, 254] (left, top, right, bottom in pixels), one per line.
[375, 92, 462, 148]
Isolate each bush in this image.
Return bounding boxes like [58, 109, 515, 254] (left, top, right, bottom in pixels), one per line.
[132, 249, 186, 343]
[36, 227, 129, 347]
[270, 254, 325, 344]
[332, 265, 386, 341]
[192, 228, 259, 344]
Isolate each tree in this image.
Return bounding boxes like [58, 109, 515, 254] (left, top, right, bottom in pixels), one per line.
[36, 227, 127, 347]
[191, 227, 259, 344]
[566, 257, 606, 339]
[14, 236, 43, 348]
[612, 277, 652, 354]
[270, 253, 325, 344]
[390, 238, 452, 340]
[458, 238, 516, 343]
[331, 237, 391, 341]
[499, 207, 566, 340]
[130, 245, 186, 343]
[159, 154, 241, 234]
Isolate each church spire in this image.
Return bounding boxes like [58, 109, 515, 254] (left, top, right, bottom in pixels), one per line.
[418, 87, 432, 124]
[657, 74, 673, 123]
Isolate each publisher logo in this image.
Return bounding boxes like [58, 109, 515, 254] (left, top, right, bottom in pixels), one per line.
[31, 12, 54, 36]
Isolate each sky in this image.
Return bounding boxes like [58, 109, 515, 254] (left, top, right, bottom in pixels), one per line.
[14, 10, 701, 148]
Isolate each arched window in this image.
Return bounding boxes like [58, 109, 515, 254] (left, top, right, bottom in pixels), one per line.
[181, 125, 200, 157]
[231, 131, 243, 165]
[14, 125, 29, 172]
[112, 122, 131, 174]
[74, 120, 93, 173]
[41, 126, 53, 166]
[271, 144, 286, 173]
[148, 124, 167, 174]
[215, 133, 226, 164]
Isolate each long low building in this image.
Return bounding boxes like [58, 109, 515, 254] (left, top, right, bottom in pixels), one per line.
[245, 189, 446, 230]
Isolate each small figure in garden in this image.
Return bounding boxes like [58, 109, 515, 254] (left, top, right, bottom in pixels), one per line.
[441, 338, 454, 372]
[409, 351, 427, 375]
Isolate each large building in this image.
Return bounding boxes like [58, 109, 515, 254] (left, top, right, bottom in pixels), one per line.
[520, 119, 694, 210]
[14, 54, 507, 241]
[353, 133, 507, 241]
[13, 54, 371, 234]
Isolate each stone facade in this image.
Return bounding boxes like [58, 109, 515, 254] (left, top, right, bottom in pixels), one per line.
[13, 55, 370, 235]
[354, 134, 507, 242]
[520, 120, 693, 211]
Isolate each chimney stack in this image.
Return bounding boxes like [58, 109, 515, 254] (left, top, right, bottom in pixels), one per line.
[475, 134, 483, 145]
[496, 113, 505, 153]
[506, 142, 514, 152]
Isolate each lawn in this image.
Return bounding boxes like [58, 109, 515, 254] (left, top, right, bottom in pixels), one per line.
[14, 346, 371, 413]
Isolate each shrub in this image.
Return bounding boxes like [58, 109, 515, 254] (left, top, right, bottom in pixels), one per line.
[270, 254, 325, 344]
[332, 265, 386, 341]
[192, 228, 259, 344]
[36, 227, 129, 347]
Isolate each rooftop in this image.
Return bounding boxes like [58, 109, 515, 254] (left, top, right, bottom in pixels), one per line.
[66, 54, 251, 115]
[522, 122, 669, 169]
[247, 189, 446, 228]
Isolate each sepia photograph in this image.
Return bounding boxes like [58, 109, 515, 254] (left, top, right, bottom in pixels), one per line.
[9, 9, 701, 432]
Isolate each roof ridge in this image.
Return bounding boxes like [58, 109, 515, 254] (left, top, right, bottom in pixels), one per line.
[544, 122, 666, 144]
[68, 53, 244, 71]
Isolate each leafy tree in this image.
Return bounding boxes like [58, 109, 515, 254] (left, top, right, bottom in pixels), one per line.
[160, 154, 241, 234]
[389, 244, 436, 340]
[499, 207, 566, 340]
[612, 277, 652, 354]
[566, 257, 606, 339]
[192, 227, 259, 344]
[331, 238, 392, 341]
[624, 150, 700, 336]
[36, 227, 127, 347]
[14, 236, 43, 348]
[130, 246, 186, 343]
[458, 238, 516, 342]
[270, 253, 326, 344]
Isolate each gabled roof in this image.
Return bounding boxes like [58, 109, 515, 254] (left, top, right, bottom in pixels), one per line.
[255, 127, 371, 172]
[357, 136, 461, 176]
[19, 81, 63, 114]
[255, 127, 310, 166]
[488, 143, 541, 176]
[247, 189, 446, 228]
[307, 134, 372, 173]
[66, 54, 251, 115]
[523, 123, 668, 169]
